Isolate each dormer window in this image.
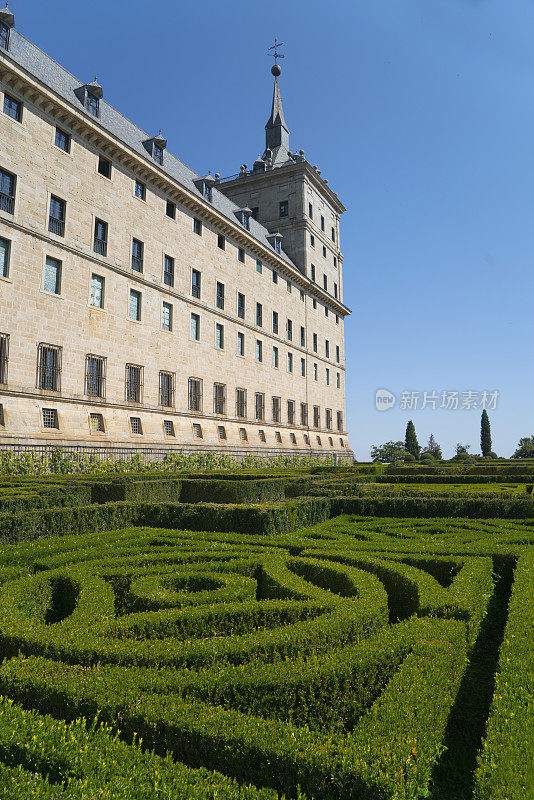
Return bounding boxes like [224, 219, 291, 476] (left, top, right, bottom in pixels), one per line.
[75, 79, 103, 119]
[194, 175, 215, 203]
[86, 92, 99, 116]
[0, 5, 14, 51]
[236, 208, 252, 230]
[203, 182, 212, 201]
[267, 232, 283, 254]
[143, 131, 167, 165]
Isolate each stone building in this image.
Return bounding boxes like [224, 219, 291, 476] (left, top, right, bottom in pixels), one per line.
[0, 9, 352, 458]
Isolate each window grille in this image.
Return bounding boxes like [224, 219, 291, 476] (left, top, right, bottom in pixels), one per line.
[300, 402, 308, 427]
[188, 377, 202, 412]
[272, 396, 281, 423]
[192, 423, 203, 438]
[0, 168, 15, 213]
[287, 400, 295, 425]
[0, 333, 9, 384]
[125, 363, 143, 403]
[131, 239, 143, 272]
[159, 371, 175, 407]
[164, 420, 175, 436]
[258, 430, 266, 442]
[239, 427, 248, 441]
[326, 409, 332, 430]
[42, 408, 59, 429]
[255, 392, 265, 421]
[85, 354, 106, 398]
[89, 413, 105, 432]
[191, 270, 201, 298]
[93, 219, 108, 256]
[130, 417, 142, 435]
[213, 383, 226, 415]
[236, 388, 247, 419]
[48, 196, 65, 236]
[337, 411, 343, 432]
[216, 281, 225, 309]
[313, 406, 320, 429]
[37, 344, 61, 391]
[218, 425, 227, 440]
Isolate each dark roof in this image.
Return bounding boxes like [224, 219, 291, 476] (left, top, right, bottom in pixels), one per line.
[3, 28, 300, 270]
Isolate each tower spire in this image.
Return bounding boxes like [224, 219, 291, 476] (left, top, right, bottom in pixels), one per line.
[265, 39, 289, 156]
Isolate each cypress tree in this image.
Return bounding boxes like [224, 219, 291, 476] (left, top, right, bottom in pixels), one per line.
[481, 410, 492, 456]
[405, 420, 420, 459]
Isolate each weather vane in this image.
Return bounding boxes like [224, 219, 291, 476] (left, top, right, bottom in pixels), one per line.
[268, 38, 284, 76]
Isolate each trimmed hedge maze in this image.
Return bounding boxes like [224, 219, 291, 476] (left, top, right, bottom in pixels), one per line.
[0, 517, 530, 799]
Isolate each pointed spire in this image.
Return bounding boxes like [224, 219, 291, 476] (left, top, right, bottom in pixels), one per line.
[265, 65, 289, 154]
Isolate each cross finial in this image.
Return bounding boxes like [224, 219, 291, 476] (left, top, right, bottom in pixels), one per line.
[268, 38, 285, 66]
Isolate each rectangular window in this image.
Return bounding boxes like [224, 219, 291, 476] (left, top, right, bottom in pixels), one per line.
[216, 281, 225, 310]
[256, 259, 262, 274]
[334, 283, 338, 299]
[286, 319, 293, 341]
[336, 345, 340, 362]
[275, 431, 282, 443]
[337, 372, 341, 389]
[300, 326, 305, 347]
[159, 370, 175, 407]
[256, 339, 263, 362]
[163, 254, 174, 287]
[93, 218, 108, 256]
[304, 433, 310, 445]
[337, 411, 343, 432]
[300, 289, 305, 301]
[238, 247, 245, 263]
[272, 396, 281, 423]
[326, 368, 330, 386]
[131, 238, 144, 272]
[313, 406, 320, 428]
[37, 343, 61, 391]
[331, 226, 336, 242]
[323, 246, 327, 258]
[191, 269, 201, 299]
[129, 289, 141, 321]
[164, 420, 175, 437]
[130, 416, 143, 435]
[134, 180, 146, 200]
[312, 298, 317, 309]
[313, 363, 318, 381]
[336, 314, 339, 324]
[258, 429, 266, 443]
[334, 256, 337, 267]
[193, 217, 202, 235]
[188, 377, 203, 412]
[308, 202, 313, 219]
[0, 333, 9, 385]
[300, 402, 308, 427]
[279, 200, 288, 217]
[166, 199, 176, 219]
[237, 292, 245, 319]
[43, 256, 61, 295]
[316, 435, 322, 446]
[85, 354, 106, 398]
[236, 388, 247, 418]
[55, 127, 70, 153]
[325, 340, 330, 358]
[89, 274, 104, 308]
[321, 215, 325, 232]
[217, 234, 225, 250]
[125, 363, 143, 403]
[0, 237, 10, 278]
[287, 399, 295, 425]
[287, 280, 292, 293]
[42, 408, 59, 429]
[85, 91, 99, 117]
[237, 331, 245, 356]
[192, 423, 203, 439]
[325, 305, 329, 317]
[89, 412, 105, 433]
[272, 311, 278, 335]
[256, 302, 263, 327]
[0, 21, 10, 50]
[272, 346, 279, 368]
[162, 301, 173, 331]
[326, 409, 332, 430]
[97, 156, 111, 179]
[301, 357, 306, 377]
[272, 270, 278, 284]
[3, 93, 21, 122]
[218, 425, 227, 440]
[48, 196, 65, 236]
[313, 333, 318, 353]
[323, 275, 328, 291]
[215, 322, 224, 349]
[311, 264, 315, 282]
[190, 313, 200, 340]
[0, 167, 15, 213]
[213, 382, 226, 415]
[255, 392, 265, 421]
[240, 427, 248, 442]
[153, 144, 164, 165]
[310, 234, 315, 248]
[287, 352, 293, 373]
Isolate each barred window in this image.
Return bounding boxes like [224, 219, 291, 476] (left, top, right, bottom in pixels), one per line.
[213, 382, 226, 415]
[218, 425, 227, 440]
[0, 168, 15, 214]
[239, 427, 248, 441]
[43, 256, 61, 294]
[0, 333, 9, 385]
[236, 388, 247, 419]
[188, 377, 203, 412]
[272, 396, 281, 424]
[216, 281, 225, 310]
[130, 417, 142, 435]
[237, 292, 245, 319]
[192, 423, 203, 438]
[89, 412, 105, 432]
[300, 402, 308, 427]
[0, 237, 10, 278]
[337, 411, 343, 432]
[162, 302, 173, 332]
[164, 420, 175, 437]
[258, 429, 266, 442]
[93, 218, 108, 256]
[326, 409, 332, 430]
[287, 399, 295, 426]
[48, 196, 65, 236]
[275, 431, 282, 443]
[131, 238, 144, 272]
[85, 354, 106, 398]
[164, 254, 174, 287]
[42, 408, 59, 429]
[313, 406, 320, 429]
[256, 302, 262, 327]
[191, 269, 201, 298]
[329, 436, 334, 447]
[290, 432, 297, 444]
[255, 392, 265, 421]
[159, 370, 175, 408]
[316, 435, 322, 446]
[125, 363, 143, 403]
[37, 343, 61, 392]
[90, 274, 104, 308]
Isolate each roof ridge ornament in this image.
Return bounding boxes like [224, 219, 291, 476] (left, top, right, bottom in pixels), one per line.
[0, 3, 15, 28]
[265, 38, 289, 156]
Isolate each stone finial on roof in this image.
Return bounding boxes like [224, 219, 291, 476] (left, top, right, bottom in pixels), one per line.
[265, 67, 289, 155]
[0, 3, 14, 28]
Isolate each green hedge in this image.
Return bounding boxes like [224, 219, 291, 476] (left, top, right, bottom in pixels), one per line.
[180, 478, 287, 504]
[331, 496, 534, 519]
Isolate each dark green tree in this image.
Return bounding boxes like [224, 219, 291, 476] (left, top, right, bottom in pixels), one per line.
[370, 441, 408, 463]
[421, 433, 442, 460]
[512, 435, 534, 459]
[404, 420, 420, 459]
[480, 410, 492, 457]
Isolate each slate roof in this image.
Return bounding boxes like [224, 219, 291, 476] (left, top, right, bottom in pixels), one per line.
[3, 27, 301, 272]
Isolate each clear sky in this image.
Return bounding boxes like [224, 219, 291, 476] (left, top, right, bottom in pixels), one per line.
[13, 0, 533, 459]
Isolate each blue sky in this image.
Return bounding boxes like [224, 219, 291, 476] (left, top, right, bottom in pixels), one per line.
[14, 0, 533, 458]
